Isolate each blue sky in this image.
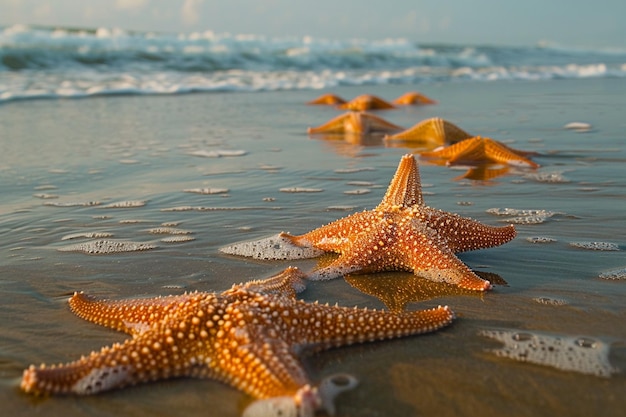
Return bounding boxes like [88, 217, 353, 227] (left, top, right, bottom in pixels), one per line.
[2, 0, 626, 47]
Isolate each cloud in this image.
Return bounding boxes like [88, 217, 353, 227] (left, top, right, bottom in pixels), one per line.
[181, 0, 203, 26]
[115, 0, 149, 11]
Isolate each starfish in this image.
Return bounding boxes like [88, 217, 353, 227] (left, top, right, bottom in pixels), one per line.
[308, 111, 403, 135]
[21, 267, 454, 416]
[306, 93, 347, 106]
[384, 117, 472, 145]
[393, 92, 437, 105]
[420, 136, 540, 168]
[338, 94, 396, 111]
[279, 155, 516, 291]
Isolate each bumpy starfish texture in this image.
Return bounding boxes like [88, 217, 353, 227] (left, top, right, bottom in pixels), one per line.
[308, 111, 403, 135]
[306, 93, 347, 106]
[384, 117, 472, 145]
[281, 155, 516, 290]
[338, 94, 396, 111]
[393, 92, 437, 105]
[420, 136, 539, 168]
[21, 267, 454, 415]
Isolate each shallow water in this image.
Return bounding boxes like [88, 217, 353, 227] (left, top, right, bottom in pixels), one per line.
[1, 78, 625, 416]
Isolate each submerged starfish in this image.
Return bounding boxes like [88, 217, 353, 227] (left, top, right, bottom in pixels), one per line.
[420, 136, 540, 168]
[338, 94, 396, 111]
[21, 267, 454, 416]
[384, 117, 472, 145]
[280, 155, 516, 290]
[306, 93, 347, 106]
[392, 92, 437, 106]
[308, 111, 403, 135]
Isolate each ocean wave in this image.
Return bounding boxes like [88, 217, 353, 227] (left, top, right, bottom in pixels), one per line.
[1, 24, 626, 103]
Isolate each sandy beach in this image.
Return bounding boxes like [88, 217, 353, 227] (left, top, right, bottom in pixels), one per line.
[1, 77, 625, 417]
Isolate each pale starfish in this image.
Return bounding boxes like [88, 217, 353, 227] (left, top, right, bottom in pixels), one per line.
[393, 92, 437, 105]
[280, 155, 516, 290]
[306, 93, 347, 106]
[420, 136, 540, 168]
[308, 111, 403, 135]
[21, 267, 454, 416]
[384, 117, 472, 145]
[338, 94, 396, 111]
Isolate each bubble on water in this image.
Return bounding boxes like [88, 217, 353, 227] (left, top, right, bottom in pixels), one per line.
[327, 205, 357, 211]
[279, 187, 324, 193]
[532, 296, 568, 306]
[119, 159, 139, 164]
[187, 149, 247, 158]
[183, 188, 229, 195]
[598, 267, 626, 280]
[569, 241, 620, 251]
[334, 167, 376, 173]
[563, 122, 592, 131]
[487, 208, 561, 225]
[34, 185, 57, 191]
[347, 181, 375, 187]
[344, 189, 371, 195]
[61, 232, 114, 241]
[101, 200, 146, 208]
[146, 227, 193, 235]
[160, 236, 195, 243]
[480, 328, 618, 377]
[504, 215, 551, 224]
[44, 201, 101, 207]
[526, 236, 558, 244]
[523, 171, 570, 183]
[220, 233, 324, 260]
[58, 239, 156, 254]
[33, 193, 59, 199]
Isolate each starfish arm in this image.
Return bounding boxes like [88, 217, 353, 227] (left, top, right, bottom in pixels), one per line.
[306, 94, 346, 105]
[283, 211, 377, 253]
[377, 153, 423, 208]
[483, 140, 539, 167]
[420, 138, 476, 161]
[308, 113, 351, 134]
[392, 92, 437, 105]
[392, 222, 492, 291]
[230, 266, 307, 297]
[360, 113, 404, 133]
[69, 292, 194, 335]
[421, 208, 517, 253]
[282, 301, 454, 350]
[384, 118, 470, 144]
[20, 308, 209, 395]
[339, 95, 395, 111]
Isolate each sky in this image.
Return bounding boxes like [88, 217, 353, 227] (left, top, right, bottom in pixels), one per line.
[2, 0, 626, 48]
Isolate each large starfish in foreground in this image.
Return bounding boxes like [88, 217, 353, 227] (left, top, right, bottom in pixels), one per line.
[308, 111, 403, 135]
[21, 267, 454, 416]
[280, 155, 516, 290]
[420, 136, 540, 168]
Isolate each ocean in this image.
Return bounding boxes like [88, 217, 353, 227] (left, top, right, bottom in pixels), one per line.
[1, 24, 625, 417]
[2, 24, 626, 103]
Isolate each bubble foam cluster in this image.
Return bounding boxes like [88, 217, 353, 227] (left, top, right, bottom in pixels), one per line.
[220, 233, 324, 260]
[480, 329, 618, 377]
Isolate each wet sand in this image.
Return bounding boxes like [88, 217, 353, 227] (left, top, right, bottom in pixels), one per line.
[1, 78, 625, 416]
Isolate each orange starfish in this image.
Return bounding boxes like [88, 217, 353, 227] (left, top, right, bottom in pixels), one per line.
[308, 111, 403, 135]
[306, 93, 347, 105]
[420, 136, 539, 168]
[384, 117, 472, 145]
[21, 267, 454, 415]
[338, 94, 396, 111]
[279, 155, 516, 291]
[393, 92, 437, 105]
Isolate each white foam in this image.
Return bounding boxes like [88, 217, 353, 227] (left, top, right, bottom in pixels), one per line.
[481, 329, 618, 377]
[598, 267, 626, 280]
[58, 239, 156, 254]
[569, 241, 620, 251]
[220, 233, 324, 260]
